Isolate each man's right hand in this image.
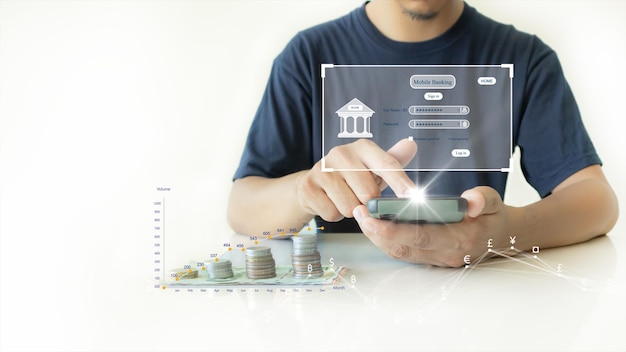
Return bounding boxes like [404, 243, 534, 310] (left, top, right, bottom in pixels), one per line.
[295, 138, 418, 222]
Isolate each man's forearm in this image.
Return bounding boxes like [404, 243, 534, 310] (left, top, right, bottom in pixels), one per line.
[227, 173, 314, 237]
[509, 173, 618, 252]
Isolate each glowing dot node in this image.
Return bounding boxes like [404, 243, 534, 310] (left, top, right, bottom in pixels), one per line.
[510, 246, 515, 249]
[175, 277, 179, 281]
[188, 269, 193, 273]
[215, 258, 219, 262]
[320, 226, 325, 231]
[533, 255, 537, 259]
[268, 235, 272, 239]
[162, 285, 166, 290]
[487, 248, 492, 252]
[307, 227, 312, 231]
[201, 267, 206, 270]
[241, 248, 245, 252]
[228, 247, 232, 251]
[254, 240, 258, 245]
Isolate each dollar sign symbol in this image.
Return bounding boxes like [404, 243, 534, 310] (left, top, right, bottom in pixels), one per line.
[329, 257, 335, 268]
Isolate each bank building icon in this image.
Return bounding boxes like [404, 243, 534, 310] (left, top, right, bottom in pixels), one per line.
[336, 98, 374, 138]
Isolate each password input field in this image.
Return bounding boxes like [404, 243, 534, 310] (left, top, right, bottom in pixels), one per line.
[408, 119, 470, 129]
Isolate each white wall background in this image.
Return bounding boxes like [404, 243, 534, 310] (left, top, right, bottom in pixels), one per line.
[1, 1, 625, 351]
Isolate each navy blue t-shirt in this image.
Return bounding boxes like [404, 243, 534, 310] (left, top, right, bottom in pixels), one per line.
[233, 2, 601, 232]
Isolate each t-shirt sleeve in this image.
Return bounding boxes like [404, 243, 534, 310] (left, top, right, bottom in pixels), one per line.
[517, 37, 601, 197]
[232, 37, 314, 180]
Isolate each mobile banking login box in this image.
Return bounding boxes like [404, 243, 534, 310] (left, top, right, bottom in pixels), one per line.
[321, 65, 513, 172]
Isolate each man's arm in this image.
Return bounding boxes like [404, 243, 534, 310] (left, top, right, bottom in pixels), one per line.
[227, 139, 418, 237]
[227, 172, 313, 237]
[506, 164, 618, 252]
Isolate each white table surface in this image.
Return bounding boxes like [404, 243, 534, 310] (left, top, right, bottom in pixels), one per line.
[145, 219, 626, 352]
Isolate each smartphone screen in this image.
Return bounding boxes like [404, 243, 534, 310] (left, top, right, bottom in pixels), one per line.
[366, 197, 467, 223]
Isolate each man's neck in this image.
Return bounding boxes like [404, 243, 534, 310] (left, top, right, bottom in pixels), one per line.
[365, 0, 464, 43]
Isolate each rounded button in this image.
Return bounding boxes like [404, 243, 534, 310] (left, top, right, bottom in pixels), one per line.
[477, 77, 496, 85]
[424, 92, 443, 101]
[451, 149, 470, 158]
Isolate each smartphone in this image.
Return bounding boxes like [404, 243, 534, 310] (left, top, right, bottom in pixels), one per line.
[366, 197, 468, 223]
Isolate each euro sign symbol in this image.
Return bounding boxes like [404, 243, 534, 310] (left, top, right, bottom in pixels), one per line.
[463, 255, 471, 265]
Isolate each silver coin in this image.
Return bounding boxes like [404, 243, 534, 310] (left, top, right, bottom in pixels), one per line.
[207, 260, 231, 268]
[293, 250, 316, 255]
[293, 272, 324, 279]
[291, 253, 321, 260]
[246, 265, 276, 271]
[246, 268, 277, 278]
[246, 258, 272, 262]
[292, 263, 322, 269]
[246, 273, 277, 279]
[246, 260, 274, 266]
[292, 234, 317, 242]
[292, 263, 322, 268]
[245, 246, 272, 257]
[247, 267, 276, 274]
[292, 261, 321, 267]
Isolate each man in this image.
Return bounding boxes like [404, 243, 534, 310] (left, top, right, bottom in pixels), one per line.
[227, 0, 618, 267]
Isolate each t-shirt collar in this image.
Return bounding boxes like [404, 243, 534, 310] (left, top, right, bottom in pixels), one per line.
[356, 0, 475, 56]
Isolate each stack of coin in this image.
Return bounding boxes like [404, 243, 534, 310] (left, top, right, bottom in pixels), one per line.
[206, 259, 234, 279]
[291, 234, 323, 279]
[245, 246, 276, 279]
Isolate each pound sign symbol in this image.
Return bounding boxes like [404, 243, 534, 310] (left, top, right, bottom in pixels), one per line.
[487, 238, 493, 248]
